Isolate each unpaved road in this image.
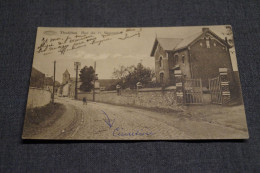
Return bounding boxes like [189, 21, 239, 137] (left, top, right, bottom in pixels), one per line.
[26, 97, 248, 140]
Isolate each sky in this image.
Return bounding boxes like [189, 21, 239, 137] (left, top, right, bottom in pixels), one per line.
[32, 26, 238, 82]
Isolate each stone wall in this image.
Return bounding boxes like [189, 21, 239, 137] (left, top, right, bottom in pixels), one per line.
[26, 87, 52, 108]
[78, 87, 178, 110]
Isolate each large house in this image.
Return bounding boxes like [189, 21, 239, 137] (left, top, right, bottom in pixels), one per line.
[150, 27, 234, 87]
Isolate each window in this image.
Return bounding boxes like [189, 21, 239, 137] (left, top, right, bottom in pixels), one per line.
[159, 56, 163, 67]
[206, 38, 210, 48]
[160, 73, 164, 84]
[182, 55, 185, 64]
[174, 54, 179, 64]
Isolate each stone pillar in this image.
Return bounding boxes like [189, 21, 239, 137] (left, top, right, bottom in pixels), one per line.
[219, 68, 230, 104]
[116, 84, 121, 96]
[174, 70, 183, 105]
[136, 82, 142, 93]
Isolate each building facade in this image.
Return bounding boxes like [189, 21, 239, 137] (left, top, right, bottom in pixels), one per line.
[62, 69, 70, 84]
[58, 69, 81, 98]
[150, 27, 234, 87]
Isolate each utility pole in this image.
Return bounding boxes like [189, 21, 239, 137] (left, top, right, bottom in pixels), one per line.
[93, 61, 96, 102]
[52, 61, 56, 103]
[74, 62, 81, 100]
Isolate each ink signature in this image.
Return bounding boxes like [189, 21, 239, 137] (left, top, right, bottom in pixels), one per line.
[36, 28, 142, 55]
[112, 127, 155, 137]
[101, 110, 155, 137]
[118, 32, 140, 40]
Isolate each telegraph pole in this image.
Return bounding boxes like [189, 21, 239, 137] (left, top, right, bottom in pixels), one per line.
[74, 62, 81, 100]
[93, 61, 96, 102]
[52, 61, 56, 103]
[75, 65, 78, 100]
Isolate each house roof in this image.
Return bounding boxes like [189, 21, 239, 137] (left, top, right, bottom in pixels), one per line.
[44, 77, 60, 86]
[30, 67, 45, 88]
[174, 32, 203, 50]
[44, 77, 53, 85]
[97, 79, 119, 88]
[156, 38, 183, 51]
[31, 67, 45, 77]
[150, 28, 230, 56]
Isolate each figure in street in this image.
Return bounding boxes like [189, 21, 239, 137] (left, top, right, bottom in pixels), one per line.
[83, 97, 87, 105]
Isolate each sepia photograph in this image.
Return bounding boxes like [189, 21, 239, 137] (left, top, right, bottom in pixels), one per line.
[22, 26, 249, 140]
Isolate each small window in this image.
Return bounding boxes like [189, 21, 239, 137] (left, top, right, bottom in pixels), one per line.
[159, 56, 163, 67]
[160, 73, 164, 83]
[206, 38, 210, 48]
[200, 42, 203, 47]
[174, 55, 179, 64]
[182, 55, 185, 63]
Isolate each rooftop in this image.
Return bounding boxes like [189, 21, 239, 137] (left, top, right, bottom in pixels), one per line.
[150, 28, 229, 56]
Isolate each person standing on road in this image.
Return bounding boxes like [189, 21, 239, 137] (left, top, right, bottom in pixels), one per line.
[83, 97, 87, 105]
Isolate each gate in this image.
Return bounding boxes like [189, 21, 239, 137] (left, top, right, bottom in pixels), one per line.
[184, 78, 203, 104]
[209, 76, 222, 104]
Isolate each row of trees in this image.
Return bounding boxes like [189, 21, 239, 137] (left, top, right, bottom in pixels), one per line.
[79, 63, 154, 92]
[112, 63, 154, 89]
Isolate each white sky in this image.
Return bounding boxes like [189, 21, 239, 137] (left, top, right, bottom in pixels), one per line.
[33, 26, 238, 82]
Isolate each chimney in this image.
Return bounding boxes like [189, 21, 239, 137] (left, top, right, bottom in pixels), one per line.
[225, 37, 228, 43]
[202, 27, 209, 32]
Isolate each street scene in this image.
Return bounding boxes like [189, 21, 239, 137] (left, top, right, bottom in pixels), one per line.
[22, 26, 249, 140]
[23, 96, 248, 140]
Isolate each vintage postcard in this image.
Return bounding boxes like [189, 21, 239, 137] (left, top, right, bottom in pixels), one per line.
[22, 26, 249, 140]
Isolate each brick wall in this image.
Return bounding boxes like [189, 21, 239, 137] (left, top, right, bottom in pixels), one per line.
[189, 32, 233, 87]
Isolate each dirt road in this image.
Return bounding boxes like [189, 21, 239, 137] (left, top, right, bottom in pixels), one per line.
[28, 97, 248, 140]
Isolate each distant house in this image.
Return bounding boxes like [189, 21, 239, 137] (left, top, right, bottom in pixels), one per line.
[61, 82, 70, 97]
[97, 79, 119, 91]
[67, 77, 81, 98]
[30, 67, 60, 92]
[62, 69, 70, 84]
[58, 69, 81, 98]
[150, 27, 234, 87]
[58, 69, 120, 97]
[30, 67, 45, 88]
[43, 76, 60, 94]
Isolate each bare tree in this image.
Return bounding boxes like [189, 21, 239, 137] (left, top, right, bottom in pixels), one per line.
[112, 65, 134, 79]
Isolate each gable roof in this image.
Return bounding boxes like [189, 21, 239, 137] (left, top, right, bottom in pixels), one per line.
[63, 69, 70, 75]
[31, 67, 45, 77]
[150, 28, 230, 56]
[174, 32, 202, 50]
[156, 38, 183, 51]
[98, 79, 119, 87]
